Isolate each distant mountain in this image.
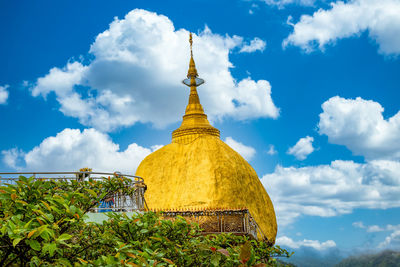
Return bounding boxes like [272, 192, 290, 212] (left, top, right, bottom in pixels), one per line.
[335, 250, 400, 267]
[283, 247, 345, 267]
[276, 259, 297, 266]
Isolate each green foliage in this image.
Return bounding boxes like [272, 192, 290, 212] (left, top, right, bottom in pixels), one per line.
[0, 176, 292, 266]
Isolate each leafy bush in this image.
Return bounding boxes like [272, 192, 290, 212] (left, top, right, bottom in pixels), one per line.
[0, 176, 292, 266]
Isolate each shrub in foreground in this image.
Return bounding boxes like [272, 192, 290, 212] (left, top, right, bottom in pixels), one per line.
[0, 176, 292, 266]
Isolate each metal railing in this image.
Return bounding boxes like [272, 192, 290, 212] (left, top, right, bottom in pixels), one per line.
[160, 208, 268, 241]
[0, 171, 147, 212]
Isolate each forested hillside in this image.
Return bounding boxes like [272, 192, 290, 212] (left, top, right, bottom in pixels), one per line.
[335, 250, 400, 267]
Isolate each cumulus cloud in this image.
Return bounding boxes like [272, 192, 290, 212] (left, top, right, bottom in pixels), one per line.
[1, 128, 156, 175]
[261, 160, 400, 226]
[283, 0, 400, 56]
[287, 136, 314, 160]
[224, 137, 256, 161]
[239, 38, 266, 53]
[277, 236, 336, 251]
[0, 84, 9, 104]
[29, 9, 279, 132]
[318, 96, 400, 160]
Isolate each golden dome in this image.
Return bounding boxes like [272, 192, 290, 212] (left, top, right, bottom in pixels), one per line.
[135, 33, 277, 243]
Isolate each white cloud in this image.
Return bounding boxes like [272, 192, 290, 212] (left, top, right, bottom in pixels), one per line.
[352, 222, 400, 248]
[283, 0, 400, 56]
[261, 160, 400, 226]
[224, 137, 256, 161]
[150, 145, 163, 152]
[249, 3, 259, 14]
[368, 225, 385, 233]
[287, 136, 314, 160]
[354, 224, 400, 249]
[0, 84, 9, 104]
[352, 221, 385, 232]
[379, 230, 400, 249]
[352, 221, 366, 229]
[266, 145, 277, 155]
[387, 224, 400, 231]
[31, 62, 88, 98]
[239, 37, 266, 53]
[1, 128, 154, 175]
[263, 0, 315, 8]
[29, 9, 279, 132]
[277, 236, 336, 251]
[319, 96, 400, 160]
[1, 148, 23, 169]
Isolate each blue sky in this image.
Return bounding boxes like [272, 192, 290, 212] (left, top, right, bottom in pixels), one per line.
[1, 0, 400, 264]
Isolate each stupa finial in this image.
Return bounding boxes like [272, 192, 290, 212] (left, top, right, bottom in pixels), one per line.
[183, 33, 203, 87]
[172, 32, 220, 144]
[189, 32, 193, 57]
[187, 33, 198, 79]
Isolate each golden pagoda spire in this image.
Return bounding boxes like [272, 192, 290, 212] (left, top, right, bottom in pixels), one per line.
[187, 33, 198, 79]
[172, 33, 220, 144]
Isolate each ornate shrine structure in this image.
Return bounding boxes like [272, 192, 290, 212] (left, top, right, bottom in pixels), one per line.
[135, 33, 277, 243]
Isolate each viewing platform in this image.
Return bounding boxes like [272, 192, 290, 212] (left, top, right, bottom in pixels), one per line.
[0, 171, 147, 212]
[159, 208, 268, 241]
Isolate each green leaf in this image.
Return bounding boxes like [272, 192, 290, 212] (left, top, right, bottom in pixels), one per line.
[55, 258, 72, 267]
[86, 188, 98, 198]
[162, 258, 174, 265]
[210, 253, 221, 266]
[43, 243, 57, 256]
[17, 176, 27, 183]
[24, 219, 34, 229]
[28, 239, 41, 251]
[13, 237, 23, 247]
[57, 233, 72, 241]
[51, 206, 62, 215]
[40, 229, 53, 241]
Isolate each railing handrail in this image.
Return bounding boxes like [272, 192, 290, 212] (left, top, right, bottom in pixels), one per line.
[245, 209, 268, 242]
[0, 171, 144, 183]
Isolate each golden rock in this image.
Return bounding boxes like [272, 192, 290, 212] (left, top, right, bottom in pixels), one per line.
[135, 33, 277, 243]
